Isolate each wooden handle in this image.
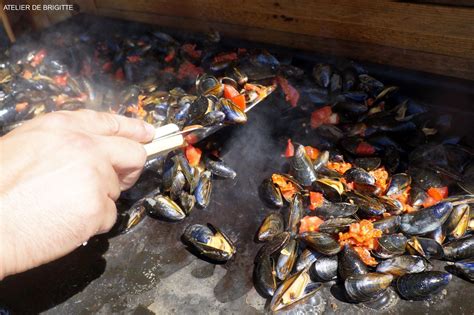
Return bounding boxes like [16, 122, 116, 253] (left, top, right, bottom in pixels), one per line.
[144, 124, 185, 158]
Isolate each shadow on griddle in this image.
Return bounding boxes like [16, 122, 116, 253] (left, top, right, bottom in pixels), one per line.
[0, 235, 109, 313]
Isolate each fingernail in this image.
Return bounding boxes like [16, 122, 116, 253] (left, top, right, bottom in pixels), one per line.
[144, 122, 156, 140]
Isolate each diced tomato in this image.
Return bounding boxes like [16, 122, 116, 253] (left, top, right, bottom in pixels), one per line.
[272, 174, 298, 201]
[15, 102, 29, 112]
[230, 94, 246, 111]
[327, 161, 353, 174]
[355, 142, 376, 156]
[276, 76, 299, 107]
[369, 167, 389, 194]
[299, 216, 324, 234]
[31, 49, 46, 67]
[177, 61, 204, 80]
[223, 84, 240, 99]
[237, 48, 247, 55]
[53, 74, 68, 86]
[22, 70, 33, 80]
[422, 196, 438, 208]
[427, 186, 449, 201]
[213, 52, 238, 63]
[285, 139, 294, 158]
[304, 146, 319, 160]
[353, 247, 378, 266]
[162, 66, 175, 74]
[310, 106, 333, 129]
[327, 113, 340, 124]
[102, 61, 113, 72]
[115, 68, 124, 81]
[181, 43, 202, 59]
[127, 55, 141, 63]
[309, 192, 324, 210]
[185, 144, 202, 167]
[164, 48, 176, 63]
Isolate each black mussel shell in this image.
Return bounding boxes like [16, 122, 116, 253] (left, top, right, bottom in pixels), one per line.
[396, 271, 451, 300]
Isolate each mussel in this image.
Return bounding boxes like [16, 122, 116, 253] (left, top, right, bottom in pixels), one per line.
[448, 259, 474, 282]
[345, 273, 393, 302]
[396, 271, 451, 300]
[296, 249, 321, 272]
[270, 269, 322, 312]
[204, 156, 237, 179]
[276, 239, 298, 281]
[290, 145, 317, 186]
[299, 232, 341, 256]
[376, 255, 428, 276]
[310, 256, 338, 282]
[254, 255, 277, 298]
[257, 213, 284, 242]
[312, 201, 358, 219]
[373, 215, 401, 234]
[194, 170, 212, 208]
[373, 233, 407, 259]
[182, 223, 236, 262]
[259, 178, 284, 208]
[400, 201, 453, 235]
[406, 236, 444, 260]
[338, 244, 369, 280]
[318, 218, 356, 234]
[343, 167, 375, 185]
[144, 194, 186, 221]
[386, 173, 411, 196]
[443, 235, 474, 261]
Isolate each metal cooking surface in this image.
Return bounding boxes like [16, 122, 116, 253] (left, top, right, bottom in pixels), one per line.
[0, 15, 473, 315]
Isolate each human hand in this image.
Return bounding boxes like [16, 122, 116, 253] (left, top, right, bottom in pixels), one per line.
[0, 110, 155, 279]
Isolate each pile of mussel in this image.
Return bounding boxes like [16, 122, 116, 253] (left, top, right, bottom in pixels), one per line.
[254, 68, 474, 311]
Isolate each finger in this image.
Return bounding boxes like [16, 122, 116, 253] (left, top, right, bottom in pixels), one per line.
[97, 198, 118, 234]
[27, 110, 155, 143]
[96, 162, 122, 201]
[94, 135, 147, 189]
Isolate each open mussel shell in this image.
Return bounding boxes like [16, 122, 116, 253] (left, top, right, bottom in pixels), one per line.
[343, 167, 375, 185]
[314, 177, 344, 202]
[204, 156, 236, 179]
[373, 215, 401, 234]
[194, 170, 212, 208]
[258, 213, 284, 242]
[179, 191, 196, 215]
[312, 201, 358, 220]
[270, 269, 322, 312]
[386, 173, 411, 196]
[310, 256, 338, 282]
[373, 233, 407, 259]
[258, 178, 284, 208]
[255, 232, 291, 263]
[290, 145, 318, 186]
[376, 255, 428, 276]
[396, 271, 451, 300]
[344, 273, 393, 302]
[196, 74, 223, 97]
[288, 193, 304, 235]
[318, 218, 356, 234]
[276, 239, 298, 281]
[376, 196, 404, 215]
[428, 226, 446, 245]
[182, 223, 236, 262]
[338, 244, 369, 280]
[443, 235, 474, 261]
[254, 255, 277, 298]
[407, 236, 444, 260]
[400, 201, 453, 235]
[144, 194, 186, 221]
[313, 150, 330, 172]
[444, 204, 470, 239]
[299, 232, 341, 256]
[447, 258, 474, 282]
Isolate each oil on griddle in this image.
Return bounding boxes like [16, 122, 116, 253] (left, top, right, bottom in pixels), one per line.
[0, 14, 473, 315]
